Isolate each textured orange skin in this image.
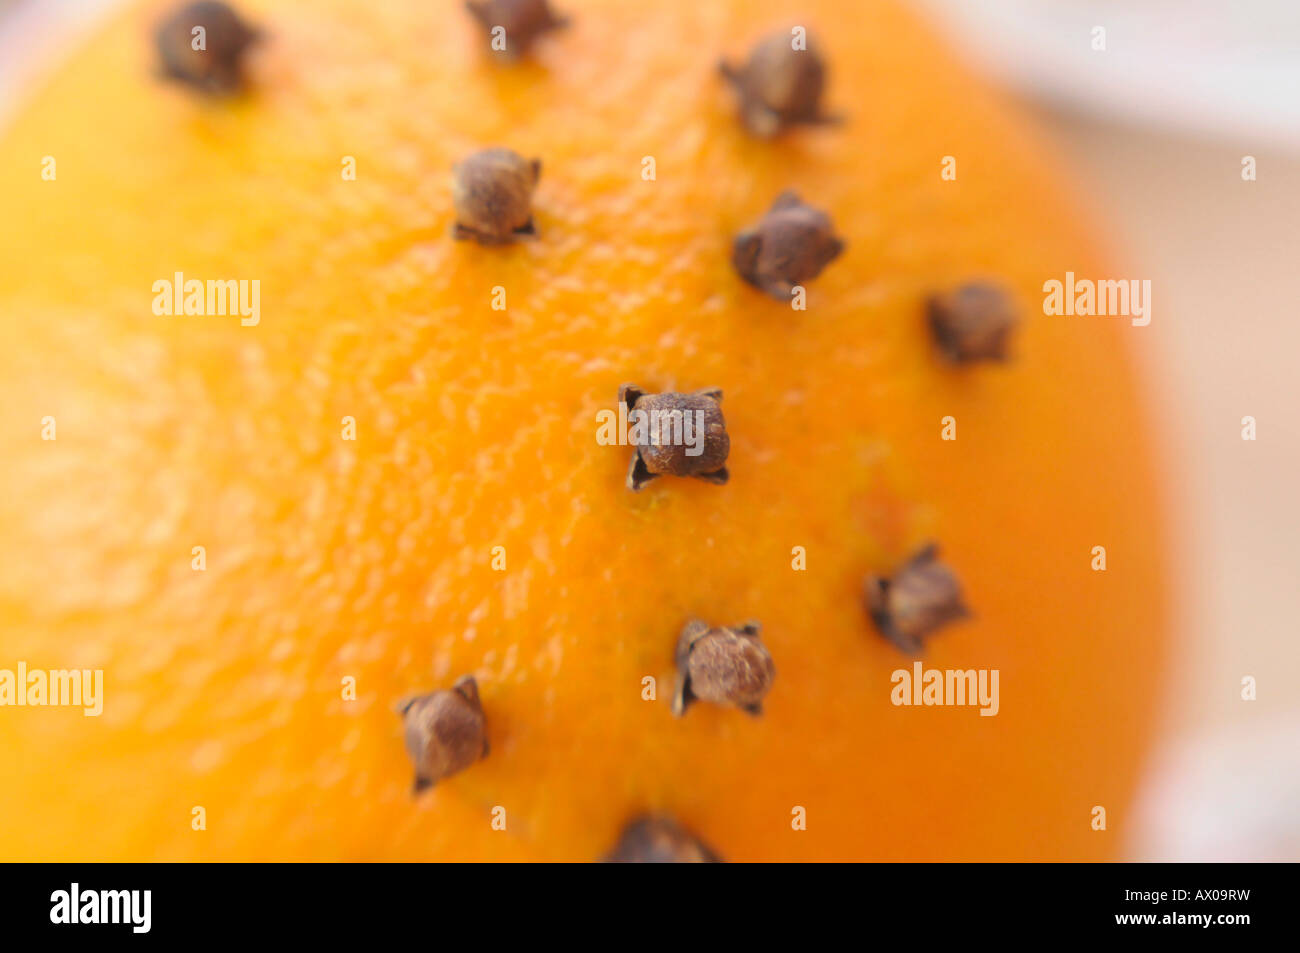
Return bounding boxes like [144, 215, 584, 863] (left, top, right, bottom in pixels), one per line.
[0, 0, 1166, 860]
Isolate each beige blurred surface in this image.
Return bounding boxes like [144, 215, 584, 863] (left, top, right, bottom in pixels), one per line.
[1033, 106, 1300, 733]
[910, 0, 1300, 745]
[1028, 107, 1300, 859]
[906, 0, 1300, 860]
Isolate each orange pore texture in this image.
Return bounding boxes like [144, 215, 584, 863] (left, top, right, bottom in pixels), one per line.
[0, 0, 1167, 860]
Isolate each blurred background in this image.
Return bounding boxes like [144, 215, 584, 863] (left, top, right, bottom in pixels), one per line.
[912, 0, 1300, 861]
[2, 0, 1297, 860]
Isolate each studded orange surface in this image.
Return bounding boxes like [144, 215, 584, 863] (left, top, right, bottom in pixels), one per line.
[0, 0, 1166, 860]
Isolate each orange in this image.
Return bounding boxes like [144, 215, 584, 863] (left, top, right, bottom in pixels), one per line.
[0, 0, 1167, 860]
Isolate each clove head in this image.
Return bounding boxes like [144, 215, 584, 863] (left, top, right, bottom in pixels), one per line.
[927, 282, 1019, 363]
[452, 148, 542, 244]
[672, 619, 774, 716]
[465, 0, 569, 61]
[619, 384, 730, 491]
[721, 30, 836, 137]
[602, 815, 723, 863]
[732, 191, 845, 300]
[155, 1, 259, 95]
[865, 544, 969, 654]
[398, 675, 489, 793]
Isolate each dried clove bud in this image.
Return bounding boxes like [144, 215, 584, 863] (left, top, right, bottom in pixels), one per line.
[720, 30, 837, 137]
[927, 282, 1018, 363]
[451, 148, 542, 244]
[602, 816, 723, 863]
[672, 619, 775, 717]
[618, 384, 730, 491]
[397, 675, 489, 793]
[155, 1, 259, 95]
[464, 0, 569, 61]
[732, 191, 845, 300]
[865, 544, 969, 654]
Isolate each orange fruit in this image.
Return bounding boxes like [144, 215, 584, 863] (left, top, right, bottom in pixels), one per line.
[0, 0, 1166, 860]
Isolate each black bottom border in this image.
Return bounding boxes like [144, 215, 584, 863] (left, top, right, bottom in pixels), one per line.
[0, 861, 1280, 940]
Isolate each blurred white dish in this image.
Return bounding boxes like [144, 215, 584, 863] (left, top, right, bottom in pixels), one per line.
[0, 0, 123, 127]
[914, 0, 1300, 150]
[1133, 713, 1300, 861]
